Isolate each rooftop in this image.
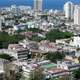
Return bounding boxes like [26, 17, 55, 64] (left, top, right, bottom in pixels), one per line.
[48, 68, 69, 75]
[41, 63, 57, 69]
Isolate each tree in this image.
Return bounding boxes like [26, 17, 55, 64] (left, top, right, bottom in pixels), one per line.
[15, 72, 22, 80]
[30, 66, 44, 80]
[46, 52, 65, 62]
[31, 35, 45, 42]
[78, 56, 80, 63]
[73, 68, 80, 79]
[0, 32, 25, 48]
[46, 29, 73, 42]
[27, 28, 44, 33]
[0, 54, 13, 61]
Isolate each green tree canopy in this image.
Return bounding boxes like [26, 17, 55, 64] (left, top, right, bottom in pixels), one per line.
[0, 32, 25, 48]
[73, 68, 80, 79]
[78, 56, 80, 63]
[30, 66, 44, 80]
[46, 52, 65, 62]
[46, 29, 73, 42]
[27, 28, 44, 33]
[31, 35, 45, 42]
[0, 54, 13, 60]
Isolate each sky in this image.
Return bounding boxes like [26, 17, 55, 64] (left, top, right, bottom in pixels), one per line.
[0, 0, 80, 10]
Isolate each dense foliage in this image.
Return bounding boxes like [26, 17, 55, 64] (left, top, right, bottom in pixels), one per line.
[31, 35, 45, 42]
[46, 29, 74, 42]
[27, 28, 44, 33]
[0, 32, 25, 48]
[78, 56, 80, 63]
[73, 68, 80, 79]
[30, 67, 44, 80]
[46, 52, 65, 62]
[0, 54, 13, 60]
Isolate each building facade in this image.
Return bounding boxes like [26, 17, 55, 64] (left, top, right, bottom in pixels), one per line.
[34, 0, 43, 12]
[74, 5, 80, 25]
[64, 1, 74, 19]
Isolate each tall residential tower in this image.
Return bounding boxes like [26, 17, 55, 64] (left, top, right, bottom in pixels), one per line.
[64, 1, 74, 19]
[74, 5, 80, 25]
[34, 0, 43, 12]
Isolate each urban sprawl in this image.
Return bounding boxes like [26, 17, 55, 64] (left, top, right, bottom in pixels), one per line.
[0, 0, 80, 80]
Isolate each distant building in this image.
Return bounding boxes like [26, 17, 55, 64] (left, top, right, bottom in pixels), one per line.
[57, 60, 80, 71]
[70, 36, 80, 48]
[64, 1, 74, 19]
[10, 5, 20, 15]
[19, 6, 32, 15]
[13, 24, 28, 31]
[74, 5, 80, 25]
[0, 16, 4, 31]
[34, 0, 43, 12]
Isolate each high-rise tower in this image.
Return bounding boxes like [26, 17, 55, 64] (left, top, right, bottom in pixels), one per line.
[64, 1, 74, 19]
[74, 5, 80, 25]
[34, 0, 43, 12]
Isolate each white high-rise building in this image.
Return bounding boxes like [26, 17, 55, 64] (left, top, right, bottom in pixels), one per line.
[34, 0, 43, 12]
[64, 1, 74, 19]
[0, 17, 2, 31]
[0, 16, 4, 31]
[74, 5, 80, 25]
[11, 5, 20, 15]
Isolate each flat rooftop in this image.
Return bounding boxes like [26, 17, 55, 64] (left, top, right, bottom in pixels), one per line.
[41, 63, 57, 69]
[48, 68, 69, 75]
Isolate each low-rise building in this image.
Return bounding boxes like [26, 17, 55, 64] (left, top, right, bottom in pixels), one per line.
[13, 24, 28, 31]
[4, 44, 31, 61]
[39, 40, 60, 52]
[70, 36, 80, 48]
[22, 62, 38, 80]
[57, 60, 80, 71]
[47, 68, 69, 79]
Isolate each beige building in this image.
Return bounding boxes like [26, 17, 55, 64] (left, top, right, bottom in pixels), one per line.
[74, 5, 80, 25]
[34, 0, 43, 12]
[64, 1, 74, 19]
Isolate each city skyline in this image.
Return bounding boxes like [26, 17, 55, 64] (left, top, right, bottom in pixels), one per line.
[34, 0, 43, 11]
[0, 0, 80, 10]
